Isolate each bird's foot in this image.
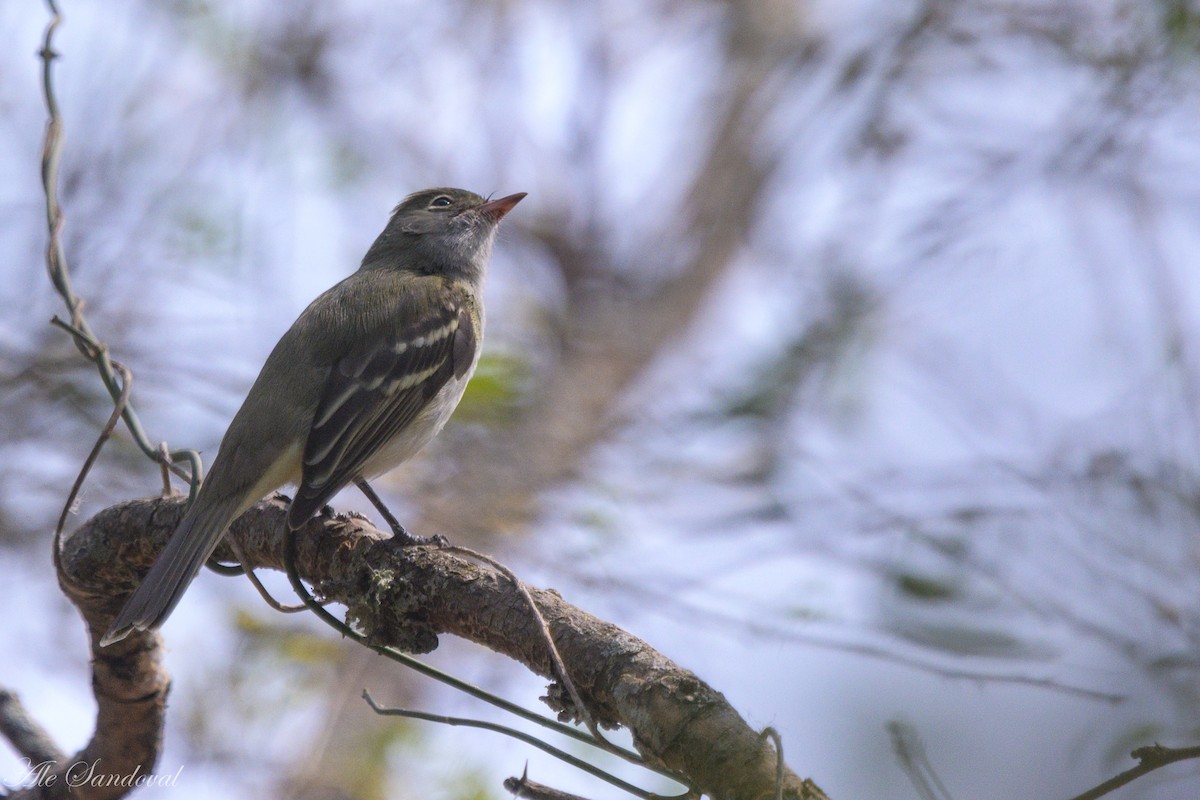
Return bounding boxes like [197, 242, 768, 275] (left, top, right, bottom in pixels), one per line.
[387, 522, 447, 548]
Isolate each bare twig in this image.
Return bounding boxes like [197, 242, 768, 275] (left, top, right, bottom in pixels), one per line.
[363, 691, 681, 800]
[219, 532, 311, 613]
[38, 0, 201, 500]
[0, 690, 66, 767]
[54, 360, 131, 552]
[439, 542, 610, 747]
[760, 728, 784, 800]
[156, 442, 174, 497]
[504, 766, 601, 800]
[888, 721, 953, 800]
[1066, 743, 1200, 800]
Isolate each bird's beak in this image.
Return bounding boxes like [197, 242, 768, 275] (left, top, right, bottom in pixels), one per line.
[477, 192, 526, 222]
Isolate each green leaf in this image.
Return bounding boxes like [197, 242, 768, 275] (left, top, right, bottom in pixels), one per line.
[454, 351, 529, 425]
[894, 572, 958, 602]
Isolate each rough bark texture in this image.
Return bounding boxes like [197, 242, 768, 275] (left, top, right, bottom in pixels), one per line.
[5, 519, 172, 799]
[39, 494, 830, 800]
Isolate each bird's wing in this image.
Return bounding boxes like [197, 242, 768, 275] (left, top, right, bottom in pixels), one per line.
[287, 297, 476, 528]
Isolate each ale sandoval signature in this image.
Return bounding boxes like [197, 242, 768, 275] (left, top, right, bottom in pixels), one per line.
[7, 758, 183, 790]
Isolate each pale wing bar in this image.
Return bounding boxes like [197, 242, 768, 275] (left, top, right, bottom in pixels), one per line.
[287, 303, 466, 528]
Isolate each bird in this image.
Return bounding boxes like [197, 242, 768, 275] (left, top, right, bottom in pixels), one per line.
[101, 187, 525, 646]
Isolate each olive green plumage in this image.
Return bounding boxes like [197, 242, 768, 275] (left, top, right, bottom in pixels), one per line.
[102, 188, 524, 646]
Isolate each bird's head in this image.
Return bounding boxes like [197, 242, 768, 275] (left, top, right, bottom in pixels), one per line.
[363, 187, 525, 280]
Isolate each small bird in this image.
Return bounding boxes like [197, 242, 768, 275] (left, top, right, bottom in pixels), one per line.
[101, 187, 525, 646]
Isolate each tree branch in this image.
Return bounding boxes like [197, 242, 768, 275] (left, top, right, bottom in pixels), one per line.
[52, 495, 830, 800]
[0, 690, 67, 768]
[1066, 743, 1200, 800]
[4, 564, 170, 800]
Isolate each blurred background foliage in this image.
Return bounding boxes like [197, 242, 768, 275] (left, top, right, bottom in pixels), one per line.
[3, 1, 1200, 798]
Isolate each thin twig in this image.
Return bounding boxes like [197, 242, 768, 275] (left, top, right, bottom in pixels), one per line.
[224, 535, 311, 612]
[204, 554, 246, 577]
[504, 770, 598, 800]
[39, 6, 203, 500]
[759, 727, 784, 800]
[439, 541, 610, 749]
[52, 359, 133, 589]
[0, 689, 67, 766]
[157, 442, 174, 497]
[54, 360, 132, 540]
[888, 721, 953, 800]
[1066, 743, 1200, 800]
[363, 691, 683, 800]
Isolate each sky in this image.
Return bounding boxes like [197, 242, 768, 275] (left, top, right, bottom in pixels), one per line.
[3, 1, 1200, 799]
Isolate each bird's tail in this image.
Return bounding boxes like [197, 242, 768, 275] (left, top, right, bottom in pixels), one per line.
[100, 491, 243, 647]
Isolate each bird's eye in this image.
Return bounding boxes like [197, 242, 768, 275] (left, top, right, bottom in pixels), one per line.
[429, 196, 453, 209]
